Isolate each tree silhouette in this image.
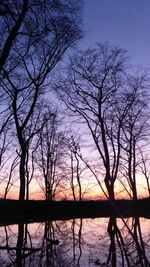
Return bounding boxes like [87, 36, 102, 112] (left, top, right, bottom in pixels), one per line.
[35, 109, 67, 200]
[55, 43, 149, 200]
[56, 43, 128, 199]
[1, 0, 82, 200]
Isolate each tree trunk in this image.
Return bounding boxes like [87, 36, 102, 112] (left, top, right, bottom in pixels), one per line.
[19, 147, 26, 201]
[131, 182, 137, 200]
[107, 218, 116, 266]
[105, 175, 115, 200]
[26, 181, 29, 200]
[16, 223, 24, 265]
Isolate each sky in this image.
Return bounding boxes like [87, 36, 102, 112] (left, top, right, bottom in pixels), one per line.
[81, 0, 150, 69]
[2, 0, 150, 200]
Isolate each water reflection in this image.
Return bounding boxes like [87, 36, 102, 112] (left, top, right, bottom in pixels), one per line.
[107, 217, 150, 267]
[0, 217, 149, 266]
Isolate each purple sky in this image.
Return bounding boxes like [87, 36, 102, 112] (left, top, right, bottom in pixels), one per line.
[81, 0, 150, 69]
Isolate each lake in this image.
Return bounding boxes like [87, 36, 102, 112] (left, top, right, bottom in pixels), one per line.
[0, 217, 149, 266]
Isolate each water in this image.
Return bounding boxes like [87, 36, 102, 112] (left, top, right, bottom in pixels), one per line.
[0, 217, 149, 266]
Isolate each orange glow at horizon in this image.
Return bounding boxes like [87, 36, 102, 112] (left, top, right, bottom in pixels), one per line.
[2, 188, 149, 200]
[0, 174, 149, 200]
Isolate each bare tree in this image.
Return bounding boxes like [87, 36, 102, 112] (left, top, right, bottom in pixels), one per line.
[55, 43, 130, 199]
[4, 154, 19, 199]
[68, 137, 84, 201]
[55, 43, 150, 200]
[120, 74, 149, 199]
[139, 152, 150, 196]
[0, 117, 19, 198]
[35, 110, 67, 200]
[1, 0, 82, 200]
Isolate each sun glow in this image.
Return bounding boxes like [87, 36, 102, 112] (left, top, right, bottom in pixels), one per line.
[0, 171, 149, 201]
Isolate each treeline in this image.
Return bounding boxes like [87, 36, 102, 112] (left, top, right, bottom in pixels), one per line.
[0, 0, 150, 201]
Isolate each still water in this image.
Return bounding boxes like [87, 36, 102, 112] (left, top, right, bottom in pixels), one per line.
[0, 217, 149, 266]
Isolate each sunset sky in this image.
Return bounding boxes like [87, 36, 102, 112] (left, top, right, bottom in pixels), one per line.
[72, 0, 150, 200]
[1, 1, 150, 201]
[82, 0, 150, 69]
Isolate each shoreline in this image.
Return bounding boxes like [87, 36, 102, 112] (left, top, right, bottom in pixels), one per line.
[0, 198, 149, 225]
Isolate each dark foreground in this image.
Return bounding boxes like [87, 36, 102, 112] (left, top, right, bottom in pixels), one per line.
[0, 198, 149, 225]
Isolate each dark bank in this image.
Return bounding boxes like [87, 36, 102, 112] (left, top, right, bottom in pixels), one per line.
[0, 197, 149, 225]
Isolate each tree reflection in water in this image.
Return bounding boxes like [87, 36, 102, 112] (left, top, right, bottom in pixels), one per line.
[106, 217, 150, 267]
[0, 217, 149, 266]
